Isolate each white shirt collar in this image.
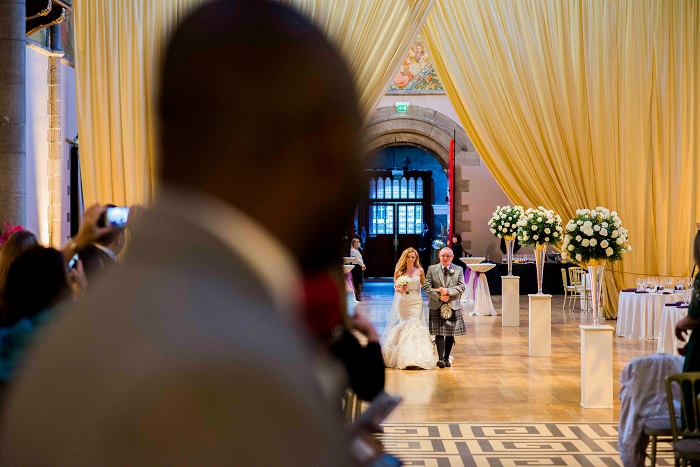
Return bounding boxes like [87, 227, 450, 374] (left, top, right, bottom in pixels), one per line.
[92, 243, 118, 263]
[154, 184, 303, 324]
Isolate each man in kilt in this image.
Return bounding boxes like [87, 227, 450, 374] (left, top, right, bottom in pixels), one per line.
[423, 247, 466, 368]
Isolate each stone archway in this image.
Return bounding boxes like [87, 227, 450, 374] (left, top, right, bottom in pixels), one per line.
[361, 105, 479, 168]
[361, 105, 482, 251]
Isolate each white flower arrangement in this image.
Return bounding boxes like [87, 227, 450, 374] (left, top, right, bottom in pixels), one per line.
[515, 206, 563, 247]
[432, 239, 445, 249]
[561, 207, 631, 264]
[395, 275, 410, 294]
[488, 205, 524, 239]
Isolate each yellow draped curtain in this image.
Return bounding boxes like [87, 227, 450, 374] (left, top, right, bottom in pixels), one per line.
[423, 0, 700, 316]
[74, 0, 433, 206]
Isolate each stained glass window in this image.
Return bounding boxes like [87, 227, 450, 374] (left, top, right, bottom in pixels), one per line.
[376, 178, 384, 199]
[408, 178, 416, 199]
[398, 205, 407, 234]
[416, 177, 424, 199]
[415, 205, 423, 233]
[392, 179, 399, 199]
[385, 178, 392, 199]
[369, 206, 376, 235]
[369, 178, 376, 199]
[386, 205, 394, 234]
[400, 177, 408, 198]
[407, 205, 415, 233]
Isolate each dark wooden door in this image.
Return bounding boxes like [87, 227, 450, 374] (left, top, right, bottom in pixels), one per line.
[358, 170, 433, 278]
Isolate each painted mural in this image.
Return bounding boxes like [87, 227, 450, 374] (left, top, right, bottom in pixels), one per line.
[388, 37, 443, 93]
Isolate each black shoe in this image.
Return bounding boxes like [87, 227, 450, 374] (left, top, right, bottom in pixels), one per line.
[444, 359, 452, 367]
[436, 359, 445, 368]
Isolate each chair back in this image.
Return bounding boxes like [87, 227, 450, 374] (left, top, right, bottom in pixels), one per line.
[666, 372, 700, 442]
[560, 268, 568, 287]
[569, 267, 587, 287]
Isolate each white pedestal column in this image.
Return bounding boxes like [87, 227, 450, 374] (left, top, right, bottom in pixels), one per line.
[502, 276, 520, 327]
[528, 294, 551, 357]
[580, 325, 614, 408]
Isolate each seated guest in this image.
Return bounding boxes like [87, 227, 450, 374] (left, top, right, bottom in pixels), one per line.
[0, 246, 71, 382]
[0, 230, 39, 304]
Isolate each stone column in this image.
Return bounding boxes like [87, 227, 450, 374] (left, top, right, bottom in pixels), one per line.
[48, 53, 63, 247]
[0, 0, 27, 227]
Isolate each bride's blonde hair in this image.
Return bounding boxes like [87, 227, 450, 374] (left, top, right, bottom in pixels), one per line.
[394, 247, 421, 278]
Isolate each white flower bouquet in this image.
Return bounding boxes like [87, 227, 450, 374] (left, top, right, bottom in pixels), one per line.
[561, 207, 631, 264]
[516, 206, 563, 247]
[395, 275, 410, 294]
[488, 205, 524, 239]
[432, 239, 444, 249]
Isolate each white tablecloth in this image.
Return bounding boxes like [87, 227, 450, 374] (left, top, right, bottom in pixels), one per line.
[616, 291, 684, 339]
[656, 304, 689, 355]
[467, 264, 497, 316]
[461, 258, 484, 303]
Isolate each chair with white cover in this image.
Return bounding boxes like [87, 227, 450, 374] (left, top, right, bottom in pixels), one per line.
[568, 267, 589, 312]
[618, 354, 683, 466]
[560, 268, 576, 310]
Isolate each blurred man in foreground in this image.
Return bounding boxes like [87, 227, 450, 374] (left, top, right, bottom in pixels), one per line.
[1, 1, 362, 464]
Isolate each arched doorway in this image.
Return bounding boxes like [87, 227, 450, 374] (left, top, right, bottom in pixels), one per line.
[358, 106, 476, 277]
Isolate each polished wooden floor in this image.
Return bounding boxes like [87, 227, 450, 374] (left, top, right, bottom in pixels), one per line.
[359, 281, 657, 423]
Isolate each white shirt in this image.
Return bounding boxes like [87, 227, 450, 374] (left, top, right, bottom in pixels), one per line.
[350, 247, 365, 268]
[92, 243, 118, 263]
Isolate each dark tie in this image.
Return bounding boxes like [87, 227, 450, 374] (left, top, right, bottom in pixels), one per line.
[443, 267, 449, 278]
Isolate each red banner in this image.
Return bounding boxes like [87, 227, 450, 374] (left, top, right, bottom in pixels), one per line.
[448, 139, 455, 247]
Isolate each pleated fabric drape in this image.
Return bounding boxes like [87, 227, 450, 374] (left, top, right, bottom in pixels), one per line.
[73, 0, 433, 206]
[423, 0, 700, 316]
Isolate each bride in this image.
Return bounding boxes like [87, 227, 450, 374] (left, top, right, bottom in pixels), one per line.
[382, 247, 436, 369]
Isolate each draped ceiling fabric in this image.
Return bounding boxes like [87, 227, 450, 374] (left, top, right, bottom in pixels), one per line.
[423, 0, 700, 316]
[73, 0, 432, 206]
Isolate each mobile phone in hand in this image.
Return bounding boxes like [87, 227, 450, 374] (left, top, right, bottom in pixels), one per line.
[67, 253, 79, 271]
[105, 206, 129, 227]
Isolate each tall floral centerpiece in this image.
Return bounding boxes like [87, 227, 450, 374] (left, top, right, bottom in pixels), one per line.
[516, 207, 563, 294]
[561, 207, 631, 326]
[488, 205, 524, 276]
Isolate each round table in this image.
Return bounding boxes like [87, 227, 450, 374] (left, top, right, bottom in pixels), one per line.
[461, 257, 484, 303]
[467, 263, 497, 316]
[657, 303, 689, 355]
[615, 291, 684, 339]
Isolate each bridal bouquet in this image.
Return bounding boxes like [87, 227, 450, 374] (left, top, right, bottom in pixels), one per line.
[516, 206, 563, 246]
[488, 205, 524, 239]
[561, 207, 631, 264]
[395, 275, 410, 294]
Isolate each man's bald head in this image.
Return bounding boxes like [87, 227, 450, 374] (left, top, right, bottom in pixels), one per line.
[158, 0, 363, 271]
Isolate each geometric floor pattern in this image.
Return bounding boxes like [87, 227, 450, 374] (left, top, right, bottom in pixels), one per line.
[379, 422, 675, 466]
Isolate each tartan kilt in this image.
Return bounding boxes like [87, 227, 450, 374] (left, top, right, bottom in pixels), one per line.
[428, 307, 466, 336]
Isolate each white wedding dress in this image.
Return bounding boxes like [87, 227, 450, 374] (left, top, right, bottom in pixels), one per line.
[382, 276, 436, 369]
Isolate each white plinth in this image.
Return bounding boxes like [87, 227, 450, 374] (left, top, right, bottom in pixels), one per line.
[529, 294, 551, 357]
[502, 276, 520, 327]
[580, 325, 614, 408]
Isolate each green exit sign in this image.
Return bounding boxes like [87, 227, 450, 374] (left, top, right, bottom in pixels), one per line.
[395, 102, 409, 112]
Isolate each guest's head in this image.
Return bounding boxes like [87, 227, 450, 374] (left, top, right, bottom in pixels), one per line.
[694, 231, 700, 267]
[452, 233, 462, 244]
[2, 246, 69, 327]
[0, 230, 39, 296]
[439, 247, 454, 267]
[77, 244, 108, 281]
[158, 0, 362, 273]
[395, 247, 421, 276]
[351, 237, 361, 250]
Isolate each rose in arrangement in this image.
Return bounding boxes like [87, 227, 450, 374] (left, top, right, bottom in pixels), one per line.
[561, 207, 631, 264]
[515, 206, 563, 246]
[488, 205, 524, 239]
[395, 275, 410, 294]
